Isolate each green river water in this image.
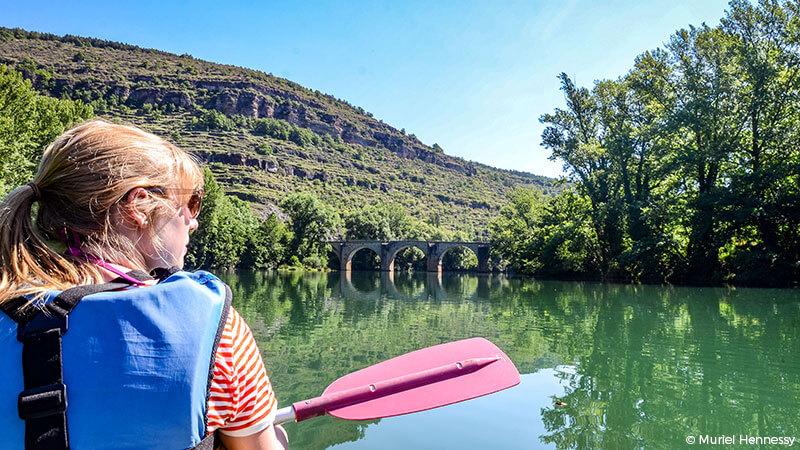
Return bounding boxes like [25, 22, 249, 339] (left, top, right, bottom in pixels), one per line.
[218, 270, 800, 450]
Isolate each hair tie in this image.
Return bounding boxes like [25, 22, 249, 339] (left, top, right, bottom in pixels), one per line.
[27, 182, 41, 201]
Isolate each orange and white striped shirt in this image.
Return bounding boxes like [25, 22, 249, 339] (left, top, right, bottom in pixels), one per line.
[206, 307, 277, 436]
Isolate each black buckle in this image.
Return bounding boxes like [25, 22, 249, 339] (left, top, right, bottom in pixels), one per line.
[17, 311, 68, 342]
[18, 383, 68, 420]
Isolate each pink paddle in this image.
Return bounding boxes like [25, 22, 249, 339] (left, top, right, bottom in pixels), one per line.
[274, 337, 520, 425]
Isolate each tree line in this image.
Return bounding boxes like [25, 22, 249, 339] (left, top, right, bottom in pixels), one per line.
[490, 0, 800, 286]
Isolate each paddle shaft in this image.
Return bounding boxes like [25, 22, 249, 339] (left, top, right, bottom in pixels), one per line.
[274, 357, 500, 425]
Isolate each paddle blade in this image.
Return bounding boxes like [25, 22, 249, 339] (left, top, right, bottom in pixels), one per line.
[323, 337, 519, 421]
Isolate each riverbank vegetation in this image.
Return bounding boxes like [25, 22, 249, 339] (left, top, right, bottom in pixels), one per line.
[490, 0, 800, 286]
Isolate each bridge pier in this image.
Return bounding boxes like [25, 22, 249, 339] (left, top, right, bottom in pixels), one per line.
[380, 244, 393, 272]
[426, 243, 441, 273]
[477, 245, 490, 273]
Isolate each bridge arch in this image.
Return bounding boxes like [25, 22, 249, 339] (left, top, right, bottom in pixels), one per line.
[427, 242, 490, 273]
[439, 244, 479, 271]
[333, 241, 383, 272]
[382, 241, 429, 272]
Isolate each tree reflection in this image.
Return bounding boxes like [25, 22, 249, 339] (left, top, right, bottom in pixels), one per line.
[538, 286, 800, 449]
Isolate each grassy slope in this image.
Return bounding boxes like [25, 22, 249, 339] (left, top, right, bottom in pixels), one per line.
[0, 28, 556, 237]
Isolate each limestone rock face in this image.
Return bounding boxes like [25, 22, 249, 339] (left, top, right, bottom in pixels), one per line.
[196, 151, 278, 173]
[163, 90, 193, 108]
[210, 91, 239, 116]
[124, 87, 194, 107]
[112, 85, 130, 99]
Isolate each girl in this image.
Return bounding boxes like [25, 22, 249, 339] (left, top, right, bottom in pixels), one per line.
[0, 120, 288, 449]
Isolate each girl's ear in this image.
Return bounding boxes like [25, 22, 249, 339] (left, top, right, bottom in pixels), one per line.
[123, 188, 150, 228]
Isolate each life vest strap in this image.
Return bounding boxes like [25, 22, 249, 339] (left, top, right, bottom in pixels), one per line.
[194, 431, 218, 450]
[150, 265, 180, 281]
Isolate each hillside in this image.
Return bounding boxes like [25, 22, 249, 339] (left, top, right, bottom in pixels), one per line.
[0, 27, 555, 236]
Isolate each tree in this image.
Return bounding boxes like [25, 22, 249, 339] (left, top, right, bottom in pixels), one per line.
[489, 187, 599, 277]
[495, 0, 800, 286]
[253, 118, 291, 140]
[241, 213, 291, 270]
[540, 73, 625, 279]
[488, 187, 546, 274]
[617, 49, 686, 281]
[186, 168, 258, 269]
[280, 192, 342, 265]
[344, 202, 415, 240]
[0, 65, 93, 197]
[191, 108, 236, 131]
[665, 25, 745, 282]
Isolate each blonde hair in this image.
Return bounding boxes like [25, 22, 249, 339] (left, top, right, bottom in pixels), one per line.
[0, 119, 203, 305]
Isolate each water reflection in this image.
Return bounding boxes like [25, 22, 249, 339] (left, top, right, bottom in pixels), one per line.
[337, 270, 495, 302]
[218, 271, 800, 449]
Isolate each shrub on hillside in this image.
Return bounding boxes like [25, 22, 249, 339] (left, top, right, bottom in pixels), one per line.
[253, 117, 291, 140]
[191, 108, 236, 131]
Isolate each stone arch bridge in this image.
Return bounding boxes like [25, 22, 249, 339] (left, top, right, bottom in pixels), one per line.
[327, 240, 490, 273]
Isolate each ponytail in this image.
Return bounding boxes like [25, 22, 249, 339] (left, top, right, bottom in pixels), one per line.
[0, 182, 101, 307]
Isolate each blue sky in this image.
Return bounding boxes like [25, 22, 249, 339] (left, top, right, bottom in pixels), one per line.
[1, 0, 732, 178]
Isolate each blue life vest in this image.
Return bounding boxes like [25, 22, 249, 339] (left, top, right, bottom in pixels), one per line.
[0, 270, 230, 449]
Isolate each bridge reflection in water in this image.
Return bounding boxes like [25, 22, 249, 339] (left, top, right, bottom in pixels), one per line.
[327, 240, 491, 273]
[337, 270, 499, 302]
